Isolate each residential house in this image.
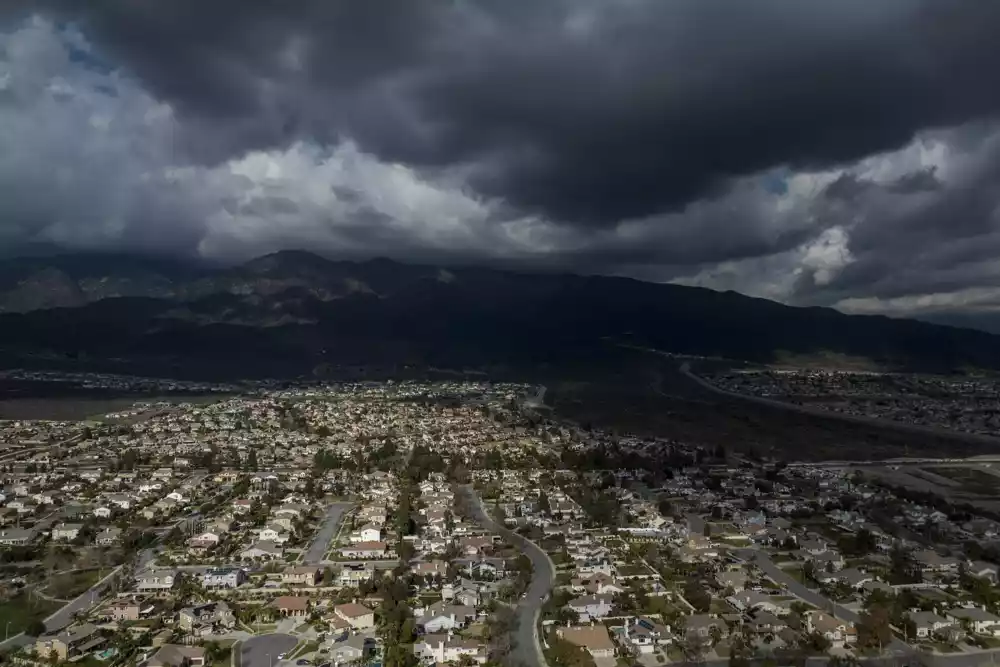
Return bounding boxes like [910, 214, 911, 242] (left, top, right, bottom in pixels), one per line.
[107, 600, 142, 622]
[414, 634, 486, 665]
[328, 636, 372, 666]
[339, 564, 378, 586]
[141, 644, 206, 667]
[416, 603, 476, 633]
[35, 624, 106, 661]
[187, 532, 221, 551]
[240, 541, 283, 561]
[96, 527, 122, 546]
[909, 611, 952, 639]
[807, 612, 856, 649]
[0, 528, 35, 546]
[282, 566, 321, 587]
[567, 594, 614, 622]
[913, 550, 960, 574]
[619, 617, 671, 654]
[338, 541, 389, 559]
[414, 560, 449, 579]
[179, 602, 236, 634]
[727, 590, 781, 614]
[202, 567, 247, 589]
[350, 524, 382, 543]
[136, 571, 178, 592]
[334, 603, 376, 630]
[107, 494, 133, 510]
[52, 522, 83, 541]
[716, 571, 748, 593]
[685, 615, 726, 640]
[257, 524, 290, 544]
[271, 596, 310, 618]
[968, 562, 1000, 583]
[557, 625, 616, 659]
[946, 608, 1000, 636]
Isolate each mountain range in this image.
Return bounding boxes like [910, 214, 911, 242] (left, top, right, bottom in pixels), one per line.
[0, 250, 998, 378]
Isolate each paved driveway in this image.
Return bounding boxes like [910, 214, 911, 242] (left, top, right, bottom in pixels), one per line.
[241, 633, 298, 667]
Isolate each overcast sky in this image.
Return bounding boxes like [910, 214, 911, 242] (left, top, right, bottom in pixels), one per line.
[3, 1, 1000, 322]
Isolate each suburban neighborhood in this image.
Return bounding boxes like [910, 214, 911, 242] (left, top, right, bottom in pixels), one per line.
[4, 377, 1000, 667]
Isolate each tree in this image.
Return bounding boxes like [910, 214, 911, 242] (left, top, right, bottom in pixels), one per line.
[657, 499, 672, 517]
[538, 490, 551, 514]
[802, 560, 816, 583]
[25, 620, 46, 637]
[681, 631, 710, 664]
[856, 605, 892, 652]
[728, 633, 752, 667]
[683, 579, 712, 613]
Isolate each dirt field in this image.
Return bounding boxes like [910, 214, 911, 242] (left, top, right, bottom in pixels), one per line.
[543, 350, 1000, 462]
[0, 394, 223, 421]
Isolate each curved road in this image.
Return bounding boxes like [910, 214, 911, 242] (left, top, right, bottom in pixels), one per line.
[241, 633, 298, 667]
[460, 486, 553, 667]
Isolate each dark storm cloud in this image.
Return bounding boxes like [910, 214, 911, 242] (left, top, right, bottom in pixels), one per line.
[21, 0, 1000, 227]
[794, 127, 1000, 307]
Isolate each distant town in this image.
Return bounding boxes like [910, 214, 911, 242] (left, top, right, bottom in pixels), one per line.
[3, 372, 1000, 667]
[709, 370, 1000, 438]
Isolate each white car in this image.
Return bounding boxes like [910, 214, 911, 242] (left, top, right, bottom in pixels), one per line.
[278, 654, 287, 660]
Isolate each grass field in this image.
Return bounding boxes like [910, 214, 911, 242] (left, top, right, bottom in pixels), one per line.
[0, 594, 61, 636]
[47, 569, 102, 599]
[929, 467, 1000, 496]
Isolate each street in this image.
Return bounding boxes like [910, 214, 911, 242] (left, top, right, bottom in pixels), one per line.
[739, 550, 1000, 667]
[302, 501, 353, 565]
[240, 633, 298, 667]
[460, 485, 554, 667]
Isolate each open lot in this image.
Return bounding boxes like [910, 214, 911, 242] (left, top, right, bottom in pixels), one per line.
[0, 594, 61, 637]
[542, 351, 1000, 461]
[0, 393, 222, 420]
[928, 466, 1000, 496]
[45, 570, 102, 600]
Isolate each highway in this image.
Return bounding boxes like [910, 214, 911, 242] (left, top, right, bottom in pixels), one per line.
[460, 485, 554, 667]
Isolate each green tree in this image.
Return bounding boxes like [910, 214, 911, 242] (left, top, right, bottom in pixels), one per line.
[25, 619, 46, 637]
[538, 490, 551, 514]
[683, 579, 712, 613]
[856, 605, 892, 652]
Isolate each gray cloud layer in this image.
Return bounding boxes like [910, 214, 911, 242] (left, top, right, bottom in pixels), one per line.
[4, 1, 1000, 322]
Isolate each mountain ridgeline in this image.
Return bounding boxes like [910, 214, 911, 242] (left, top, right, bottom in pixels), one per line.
[0, 251, 998, 377]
